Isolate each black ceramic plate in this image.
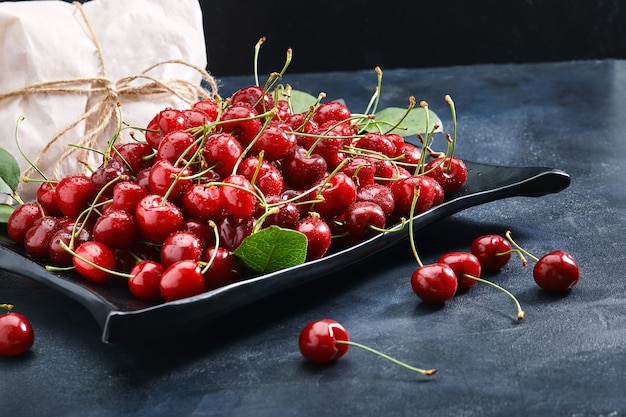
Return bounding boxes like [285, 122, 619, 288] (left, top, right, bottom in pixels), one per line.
[0, 161, 570, 344]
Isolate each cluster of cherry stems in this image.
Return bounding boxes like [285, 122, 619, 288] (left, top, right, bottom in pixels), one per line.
[1, 81, 579, 371]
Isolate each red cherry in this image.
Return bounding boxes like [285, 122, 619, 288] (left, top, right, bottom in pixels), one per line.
[73, 240, 117, 284]
[6, 202, 44, 245]
[111, 142, 154, 175]
[0, 306, 34, 357]
[237, 157, 285, 197]
[230, 85, 275, 115]
[23, 216, 61, 259]
[91, 159, 131, 196]
[159, 259, 207, 302]
[181, 183, 223, 221]
[202, 246, 242, 291]
[533, 250, 580, 292]
[156, 130, 198, 164]
[135, 194, 184, 244]
[344, 201, 386, 239]
[356, 132, 397, 158]
[437, 251, 482, 290]
[281, 146, 328, 190]
[182, 108, 211, 129]
[55, 174, 97, 219]
[192, 99, 220, 122]
[295, 216, 332, 261]
[147, 159, 193, 202]
[390, 175, 436, 217]
[411, 263, 458, 304]
[36, 181, 62, 217]
[202, 132, 243, 178]
[92, 209, 138, 250]
[129, 260, 164, 302]
[111, 181, 149, 214]
[215, 214, 255, 251]
[250, 122, 297, 161]
[298, 318, 350, 364]
[311, 101, 351, 126]
[145, 108, 186, 149]
[470, 234, 513, 272]
[48, 221, 93, 266]
[219, 175, 258, 219]
[425, 156, 468, 194]
[341, 157, 376, 188]
[160, 231, 203, 269]
[219, 102, 263, 147]
[313, 172, 357, 218]
[356, 183, 395, 218]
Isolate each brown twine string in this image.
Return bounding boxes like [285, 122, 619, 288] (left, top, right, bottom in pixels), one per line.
[0, 1, 218, 180]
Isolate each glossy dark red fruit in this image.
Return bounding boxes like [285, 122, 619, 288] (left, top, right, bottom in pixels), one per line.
[219, 175, 258, 219]
[298, 318, 350, 364]
[135, 194, 184, 244]
[55, 174, 97, 219]
[6, 202, 44, 245]
[129, 260, 164, 302]
[145, 108, 186, 149]
[425, 156, 468, 195]
[344, 201, 386, 239]
[437, 251, 481, 290]
[159, 259, 207, 302]
[470, 234, 513, 272]
[295, 216, 332, 261]
[0, 306, 34, 357]
[160, 231, 203, 268]
[533, 250, 580, 292]
[202, 246, 242, 291]
[36, 181, 62, 217]
[202, 132, 243, 178]
[92, 209, 138, 250]
[411, 263, 458, 304]
[73, 240, 117, 284]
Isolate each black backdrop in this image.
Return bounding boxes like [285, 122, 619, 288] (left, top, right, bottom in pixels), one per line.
[200, 0, 626, 76]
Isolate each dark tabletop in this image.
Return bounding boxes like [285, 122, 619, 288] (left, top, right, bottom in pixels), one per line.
[2, 59, 626, 417]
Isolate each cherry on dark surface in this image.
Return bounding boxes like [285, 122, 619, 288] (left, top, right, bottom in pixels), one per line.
[312, 172, 357, 218]
[437, 251, 481, 290]
[250, 122, 296, 161]
[356, 132, 397, 158]
[533, 250, 580, 292]
[72, 240, 117, 285]
[91, 159, 131, 196]
[6, 202, 44, 245]
[356, 183, 395, 218]
[261, 195, 301, 229]
[147, 159, 193, 202]
[411, 263, 458, 304]
[0, 304, 34, 357]
[182, 218, 216, 248]
[311, 101, 352, 126]
[390, 175, 436, 218]
[298, 318, 437, 376]
[215, 214, 255, 252]
[181, 183, 223, 221]
[48, 222, 93, 266]
[470, 234, 513, 272]
[341, 157, 376, 188]
[159, 259, 207, 302]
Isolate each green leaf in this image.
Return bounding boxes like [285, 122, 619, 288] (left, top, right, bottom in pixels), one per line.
[0, 147, 21, 194]
[233, 226, 308, 274]
[0, 204, 15, 223]
[288, 89, 318, 114]
[364, 107, 443, 136]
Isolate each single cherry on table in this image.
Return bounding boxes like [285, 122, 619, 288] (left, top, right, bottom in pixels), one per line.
[0, 304, 34, 357]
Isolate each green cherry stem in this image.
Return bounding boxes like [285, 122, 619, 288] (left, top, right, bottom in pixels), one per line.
[463, 273, 525, 321]
[505, 230, 540, 263]
[408, 185, 423, 267]
[0, 304, 14, 311]
[383, 95, 416, 135]
[335, 340, 437, 376]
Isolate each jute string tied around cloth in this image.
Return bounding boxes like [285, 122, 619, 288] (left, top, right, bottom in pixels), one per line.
[0, 1, 218, 181]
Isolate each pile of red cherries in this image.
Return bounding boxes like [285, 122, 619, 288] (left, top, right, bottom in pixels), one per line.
[5, 84, 469, 305]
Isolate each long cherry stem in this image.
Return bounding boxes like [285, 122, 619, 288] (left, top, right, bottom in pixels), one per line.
[335, 340, 437, 376]
[464, 273, 525, 320]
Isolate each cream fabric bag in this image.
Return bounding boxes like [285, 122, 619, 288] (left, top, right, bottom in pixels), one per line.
[0, 0, 216, 201]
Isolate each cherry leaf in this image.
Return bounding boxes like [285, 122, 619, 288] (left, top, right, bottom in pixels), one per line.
[233, 226, 308, 274]
[0, 204, 15, 223]
[288, 89, 318, 114]
[365, 107, 443, 136]
[0, 147, 21, 194]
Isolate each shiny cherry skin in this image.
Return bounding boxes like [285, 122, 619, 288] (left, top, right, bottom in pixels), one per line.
[135, 194, 184, 244]
[111, 142, 154, 175]
[215, 214, 255, 252]
[0, 308, 34, 357]
[411, 263, 458, 304]
[311, 101, 352, 126]
[344, 201, 386, 239]
[202, 132, 244, 178]
[230, 85, 275, 115]
[91, 159, 131, 196]
[111, 181, 149, 214]
[356, 132, 397, 158]
[298, 318, 350, 364]
[295, 216, 332, 261]
[23, 216, 61, 259]
[219, 102, 263, 147]
[92, 209, 138, 250]
[129, 260, 164, 302]
[313, 172, 357, 218]
[55, 174, 97, 219]
[6, 202, 44, 245]
[341, 157, 376, 188]
[156, 130, 198, 164]
[192, 99, 220, 122]
[202, 246, 242, 291]
[250, 122, 297, 161]
[147, 159, 193, 203]
[356, 183, 395, 218]
[281, 146, 328, 190]
[48, 221, 93, 266]
[159, 259, 207, 302]
[36, 181, 62, 217]
[237, 157, 285, 197]
[470, 234, 513, 272]
[533, 250, 580, 292]
[220, 174, 258, 219]
[181, 183, 223, 221]
[73, 240, 117, 284]
[390, 175, 436, 218]
[145, 108, 186, 149]
[425, 156, 468, 195]
[437, 251, 482, 290]
[160, 230, 203, 269]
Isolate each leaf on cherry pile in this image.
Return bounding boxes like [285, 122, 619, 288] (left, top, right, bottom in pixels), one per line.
[0, 147, 20, 196]
[233, 226, 308, 274]
[365, 107, 443, 136]
[288, 90, 318, 114]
